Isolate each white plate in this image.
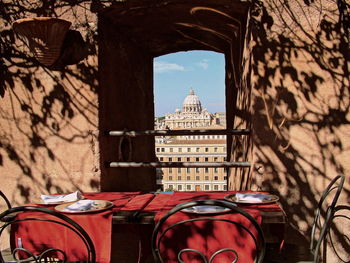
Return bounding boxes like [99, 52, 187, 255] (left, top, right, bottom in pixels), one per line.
[55, 200, 114, 213]
[181, 205, 231, 214]
[224, 193, 279, 204]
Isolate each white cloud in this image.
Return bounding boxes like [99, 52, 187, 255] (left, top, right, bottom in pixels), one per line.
[154, 61, 185, 73]
[196, 59, 209, 70]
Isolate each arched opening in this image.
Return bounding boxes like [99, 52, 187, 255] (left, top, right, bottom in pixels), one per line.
[154, 50, 227, 192]
[98, 0, 252, 191]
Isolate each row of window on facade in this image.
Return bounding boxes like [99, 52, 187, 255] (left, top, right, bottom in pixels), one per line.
[157, 157, 226, 162]
[163, 175, 227, 181]
[156, 146, 226, 153]
[176, 135, 226, 140]
[161, 167, 226, 174]
[166, 184, 227, 191]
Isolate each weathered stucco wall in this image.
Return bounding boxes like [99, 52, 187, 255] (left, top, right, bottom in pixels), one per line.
[0, 2, 100, 207]
[248, 0, 349, 260]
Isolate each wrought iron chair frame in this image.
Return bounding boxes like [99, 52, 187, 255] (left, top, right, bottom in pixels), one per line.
[0, 191, 11, 210]
[328, 205, 350, 263]
[152, 199, 266, 263]
[0, 206, 96, 263]
[309, 174, 345, 262]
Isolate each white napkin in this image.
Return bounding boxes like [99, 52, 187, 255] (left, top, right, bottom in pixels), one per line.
[235, 193, 270, 203]
[63, 200, 95, 212]
[40, 191, 82, 204]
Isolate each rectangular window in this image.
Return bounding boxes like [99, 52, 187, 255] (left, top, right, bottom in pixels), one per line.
[186, 176, 191, 180]
[223, 185, 227, 190]
[156, 148, 160, 152]
[196, 168, 200, 173]
[196, 176, 200, 180]
[186, 168, 191, 173]
[214, 157, 218, 162]
[205, 185, 209, 190]
[170, 148, 173, 152]
[169, 176, 173, 180]
[214, 185, 219, 190]
[178, 185, 182, 191]
[205, 157, 209, 162]
[214, 176, 218, 180]
[196, 147, 200, 152]
[178, 148, 182, 152]
[186, 185, 191, 190]
[159, 157, 163, 161]
[178, 168, 181, 173]
[177, 157, 181, 162]
[177, 175, 181, 180]
[195, 157, 200, 162]
[214, 168, 218, 173]
[205, 147, 209, 152]
[205, 176, 209, 180]
[169, 157, 172, 161]
[169, 168, 172, 174]
[205, 168, 209, 173]
[187, 148, 191, 152]
[214, 147, 218, 152]
[161, 148, 165, 152]
[187, 157, 190, 162]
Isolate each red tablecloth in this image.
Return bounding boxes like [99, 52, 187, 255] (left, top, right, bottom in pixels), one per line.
[11, 191, 283, 263]
[12, 192, 154, 263]
[149, 191, 279, 263]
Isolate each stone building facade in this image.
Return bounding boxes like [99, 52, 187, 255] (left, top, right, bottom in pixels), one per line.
[155, 88, 225, 130]
[156, 139, 227, 191]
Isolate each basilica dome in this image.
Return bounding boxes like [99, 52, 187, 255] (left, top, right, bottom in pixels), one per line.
[182, 88, 202, 113]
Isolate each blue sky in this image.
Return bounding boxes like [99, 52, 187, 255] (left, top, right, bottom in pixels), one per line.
[153, 51, 225, 117]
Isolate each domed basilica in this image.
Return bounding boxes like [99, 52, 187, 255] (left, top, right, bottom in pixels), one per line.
[156, 88, 225, 130]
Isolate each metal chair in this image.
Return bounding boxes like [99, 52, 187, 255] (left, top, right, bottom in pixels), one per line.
[152, 199, 266, 263]
[0, 190, 16, 263]
[295, 174, 345, 263]
[327, 205, 350, 262]
[0, 191, 11, 211]
[0, 206, 96, 263]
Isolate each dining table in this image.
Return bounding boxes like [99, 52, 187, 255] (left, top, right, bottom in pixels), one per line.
[10, 191, 287, 263]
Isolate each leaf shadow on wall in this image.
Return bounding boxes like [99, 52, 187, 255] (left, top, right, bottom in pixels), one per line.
[249, 0, 349, 259]
[0, 0, 100, 203]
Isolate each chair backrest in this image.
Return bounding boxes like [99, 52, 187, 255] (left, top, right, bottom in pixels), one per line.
[152, 199, 266, 263]
[0, 206, 96, 263]
[327, 205, 350, 262]
[0, 191, 11, 210]
[310, 174, 345, 262]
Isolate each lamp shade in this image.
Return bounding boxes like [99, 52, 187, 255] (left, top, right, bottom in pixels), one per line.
[12, 17, 71, 66]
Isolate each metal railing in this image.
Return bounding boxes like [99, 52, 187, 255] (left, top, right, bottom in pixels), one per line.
[108, 129, 250, 137]
[109, 161, 250, 168]
[107, 129, 251, 168]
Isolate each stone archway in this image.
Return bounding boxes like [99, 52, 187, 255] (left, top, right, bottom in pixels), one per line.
[97, 0, 253, 191]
